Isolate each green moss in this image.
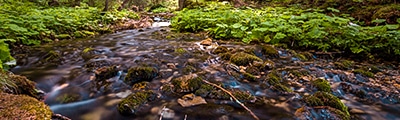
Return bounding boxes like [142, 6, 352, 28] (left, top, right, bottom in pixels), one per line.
[232, 90, 255, 102]
[230, 52, 262, 66]
[334, 60, 354, 70]
[304, 95, 324, 106]
[8, 74, 41, 99]
[131, 82, 150, 91]
[43, 50, 62, 64]
[290, 69, 309, 77]
[55, 34, 71, 39]
[117, 90, 156, 116]
[243, 72, 257, 81]
[372, 4, 400, 20]
[175, 48, 187, 54]
[171, 75, 203, 93]
[262, 60, 275, 70]
[82, 47, 94, 53]
[272, 83, 292, 92]
[0, 93, 52, 119]
[124, 66, 158, 86]
[195, 84, 214, 97]
[56, 93, 81, 103]
[0, 72, 17, 93]
[313, 92, 349, 116]
[212, 46, 229, 54]
[353, 69, 374, 78]
[311, 78, 331, 92]
[95, 65, 118, 80]
[266, 71, 281, 85]
[219, 53, 232, 60]
[261, 45, 279, 57]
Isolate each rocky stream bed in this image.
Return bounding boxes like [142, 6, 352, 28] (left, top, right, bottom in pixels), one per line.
[9, 21, 400, 120]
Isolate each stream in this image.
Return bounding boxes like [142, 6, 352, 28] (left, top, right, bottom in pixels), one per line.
[10, 21, 400, 120]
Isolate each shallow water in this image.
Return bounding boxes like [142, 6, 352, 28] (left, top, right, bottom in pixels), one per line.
[11, 23, 400, 120]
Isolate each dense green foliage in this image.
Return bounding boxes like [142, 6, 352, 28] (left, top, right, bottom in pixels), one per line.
[171, 2, 400, 59]
[0, 1, 138, 69]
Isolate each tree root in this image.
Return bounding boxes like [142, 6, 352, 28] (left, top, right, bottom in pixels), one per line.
[202, 80, 260, 120]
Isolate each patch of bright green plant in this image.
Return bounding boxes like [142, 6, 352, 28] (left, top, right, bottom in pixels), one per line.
[0, 1, 139, 70]
[171, 2, 400, 58]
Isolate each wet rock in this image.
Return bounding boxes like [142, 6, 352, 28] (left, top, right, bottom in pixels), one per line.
[131, 82, 151, 91]
[261, 45, 279, 58]
[0, 93, 52, 119]
[84, 59, 113, 72]
[311, 78, 331, 92]
[94, 65, 119, 80]
[80, 47, 97, 61]
[55, 93, 82, 104]
[117, 90, 157, 116]
[51, 114, 71, 120]
[334, 60, 354, 70]
[349, 108, 366, 114]
[0, 72, 43, 100]
[124, 66, 158, 86]
[303, 91, 350, 118]
[212, 46, 229, 54]
[230, 52, 262, 66]
[177, 93, 207, 107]
[271, 83, 293, 93]
[219, 53, 232, 60]
[39, 50, 63, 65]
[171, 74, 202, 93]
[353, 69, 374, 78]
[200, 38, 212, 46]
[295, 106, 350, 120]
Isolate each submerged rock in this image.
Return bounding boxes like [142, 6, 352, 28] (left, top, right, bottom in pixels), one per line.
[303, 91, 350, 119]
[171, 74, 202, 93]
[94, 65, 119, 80]
[0, 93, 52, 119]
[117, 90, 157, 116]
[124, 66, 158, 86]
[230, 52, 262, 66]
[177, 93, 207, 107]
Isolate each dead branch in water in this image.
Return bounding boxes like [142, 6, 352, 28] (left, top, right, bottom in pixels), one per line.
[202, 80, 260, 120]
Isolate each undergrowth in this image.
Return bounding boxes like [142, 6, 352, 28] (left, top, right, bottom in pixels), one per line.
[171, 2, 400, 60]
[0, 1, 139, 69]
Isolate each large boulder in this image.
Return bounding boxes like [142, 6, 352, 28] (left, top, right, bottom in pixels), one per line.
[124, 66, 158, 86]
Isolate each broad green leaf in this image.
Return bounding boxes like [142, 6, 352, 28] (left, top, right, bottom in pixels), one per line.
[371, 19, 386, 24]
[385, 25, 399, 30]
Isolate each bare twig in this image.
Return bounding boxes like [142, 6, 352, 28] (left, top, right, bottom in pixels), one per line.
[202, 80, 260, 120]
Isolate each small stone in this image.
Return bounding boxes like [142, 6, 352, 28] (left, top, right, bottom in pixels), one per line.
[177, 94, 207, 107]
[200, 38, 212, 46]
[350, 108, 366, 114]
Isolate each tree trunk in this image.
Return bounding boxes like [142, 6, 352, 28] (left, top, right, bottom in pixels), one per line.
[178, 0, 185, 10]
[88, 0, 95, 6]
[118, 0, 131, 11]
[103, 0, 109, 11]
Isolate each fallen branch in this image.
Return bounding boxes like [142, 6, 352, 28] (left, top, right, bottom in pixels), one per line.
[202, 80, 260, 120]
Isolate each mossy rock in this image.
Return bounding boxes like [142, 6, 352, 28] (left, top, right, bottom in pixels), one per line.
[41, 50, 62, 65]
[243, 72, 257, 82]
[261, 45, 279, 57]
[334, 60, 354, 70]
[231, 90, 255, 102]
[117, 90, 156, 116]
[353, 69, 374, 78]
[272, 83, 292, 93]
[290, 69, 309, 77]
[182, 65, 197, 75]
[84, 59, 113, 71]
[174, 48, 187, 54]
[131, 82, 150, 91]
[230, 52, 262, 66]
[194, 84, 214, 97]
[171, 74, 202, 93]
[124, 66, 158, 86]
[55, 93, 82, 104]
[219, 53, 232, 60]
[212, 46, 229, 54]
[0, 72, 17, 94]
[265, 71, 281, 85]
[0, 93, 52, 119]
[81, 47, 97, 61]
[311, 78, 331, 92]
[305, 91, 350, 117]
[3, 73, 42, 100]
[95, 65, 119, 80]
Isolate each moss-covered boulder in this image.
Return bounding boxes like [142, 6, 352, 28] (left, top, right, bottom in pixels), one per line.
[0, 72, 43, 100]
[171, 74, 202, 93]
[353, 69, 374, 78]
[311, 78, 331, 92]
[94, 65, 119, 80]
[124, 66, 158, 86]
[303, 91, 350, 119]
[84, 59, 113, 72]
[117, 90, 156, 116]
[230, 52, 262, 66]
[0, 93, 52, 119]
[261, 45, 279, 58]
[212, 46, 229, 54]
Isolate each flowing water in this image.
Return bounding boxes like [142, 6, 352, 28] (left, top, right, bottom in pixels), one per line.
[10, 22, 400, 120]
